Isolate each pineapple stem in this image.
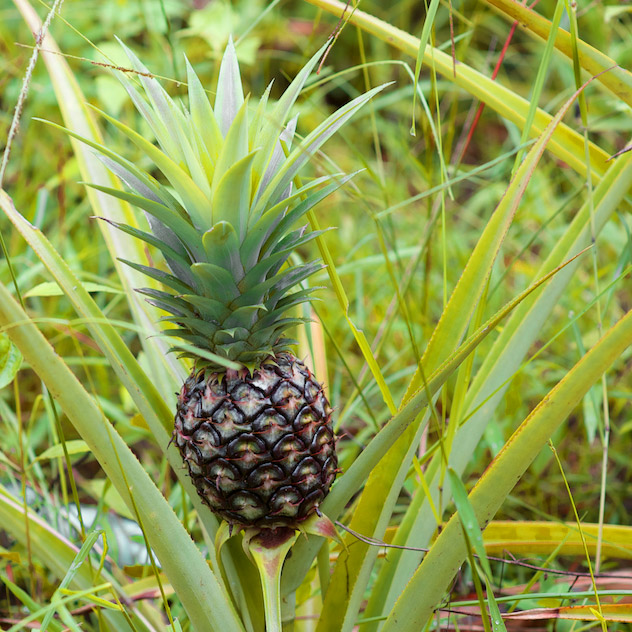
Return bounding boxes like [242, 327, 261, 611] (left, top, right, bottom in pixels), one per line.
[247, 528, 298, 632]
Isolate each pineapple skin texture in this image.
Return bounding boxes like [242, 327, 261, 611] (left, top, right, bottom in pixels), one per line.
[174, 354, 338, 528]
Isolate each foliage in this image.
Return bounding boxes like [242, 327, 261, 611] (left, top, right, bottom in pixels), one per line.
[0, 0, 631, 630]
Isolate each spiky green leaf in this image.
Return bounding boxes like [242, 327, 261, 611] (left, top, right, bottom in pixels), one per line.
[202, 222, 244, 281]
[215, 37, 244, 136]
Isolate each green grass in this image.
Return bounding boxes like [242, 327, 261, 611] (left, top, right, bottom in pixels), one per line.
[1, 0, 631, 630]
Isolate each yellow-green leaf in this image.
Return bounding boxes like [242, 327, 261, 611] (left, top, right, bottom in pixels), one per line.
[35, 440, 90, 462]
[24, 282, 123, 298]
[0, 332, 22, 389]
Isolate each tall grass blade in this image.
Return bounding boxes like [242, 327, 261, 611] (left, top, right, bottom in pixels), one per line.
[13, 0, 184, 394]
[0, 282, 244, 632]
[381, 308, 632, 631]
[482, 0, 632, 107]
[305, 0, 612, 182]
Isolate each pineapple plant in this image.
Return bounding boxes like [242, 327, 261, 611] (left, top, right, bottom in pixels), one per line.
[59, 38, 384, 533]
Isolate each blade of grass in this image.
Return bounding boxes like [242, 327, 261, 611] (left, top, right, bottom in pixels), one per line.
[0, 283, 244, 632]
[0, 190, 231, 556]
[512, 0, 565, 171]
[41, 529, 106, 631]
[502, 604, 632, 623]
[307, 209, 396, 414]
[281, 246, 588, 597]
[482, 521, 632, 559]
[365, 151, 632, 627]
[403, 76, 589, 402]
[482, 0, 632, 107]
[312, 79, 588, 626]
[380, 308, 632, 631]
[0, 485, 143, 631]
[13, 0, 184, 395]
[304, 0, 612, 184]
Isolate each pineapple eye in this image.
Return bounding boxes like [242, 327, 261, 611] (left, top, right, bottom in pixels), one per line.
[228, 491, 267, 521]
[269, 486, 302, 518]
[291, 457, 321, 493]
[207, 459, 240, 492]
[293, 407, 320, 433]
[246, 463, 287, 492]
[310, 426, 336, 460]
[230, 382, 266, 416]
[272, 435, 307, 471]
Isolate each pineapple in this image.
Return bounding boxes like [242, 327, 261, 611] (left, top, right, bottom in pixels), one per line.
[175, 353, 336, 527]
[64, 39, 383, 530]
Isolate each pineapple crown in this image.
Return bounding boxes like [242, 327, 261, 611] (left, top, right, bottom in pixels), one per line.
[54, 38, 385, 371]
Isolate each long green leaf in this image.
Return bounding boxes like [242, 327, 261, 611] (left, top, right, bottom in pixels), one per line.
[91, 106, 212, 231]
[483, 0, 632, 107]
[185, 56, 223, 164]
[404, 77, 592, 401]
[13, 0, 182, 397]
[0, 191, 174, 436]
[381, 308, 632, 631]
[114, 40, 212, 200]
[304, 0, 611, 183]
[0, 281, 244, 632]
[214, 37, 244, 136]
[254, 83, 389, 215]
[42, 529, 105, 630]
[0, 485, 138, 631]
[251, 40, 329, 197]
[308, 209, 397, 415]
[315, 78, 587, 632]
[212, 148, 258, 242]
[0, 331, 21, 389]
[282, 247, 587, 596]
[83, 183, 205, 260]
[362, 135, 632, 632]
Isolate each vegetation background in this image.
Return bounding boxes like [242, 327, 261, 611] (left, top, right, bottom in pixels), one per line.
[0, 0, 631, 630]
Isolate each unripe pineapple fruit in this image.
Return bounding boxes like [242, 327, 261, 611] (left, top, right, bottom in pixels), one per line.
[61, 38, 384, 530]
[175, 354, 336, 527]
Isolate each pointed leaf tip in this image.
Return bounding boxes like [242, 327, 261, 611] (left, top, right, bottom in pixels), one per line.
[300, 510, 341, 543]
[215, 35, 244, 136]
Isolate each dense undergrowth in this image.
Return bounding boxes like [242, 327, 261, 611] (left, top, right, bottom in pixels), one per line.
[1, 0, 631, 630]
